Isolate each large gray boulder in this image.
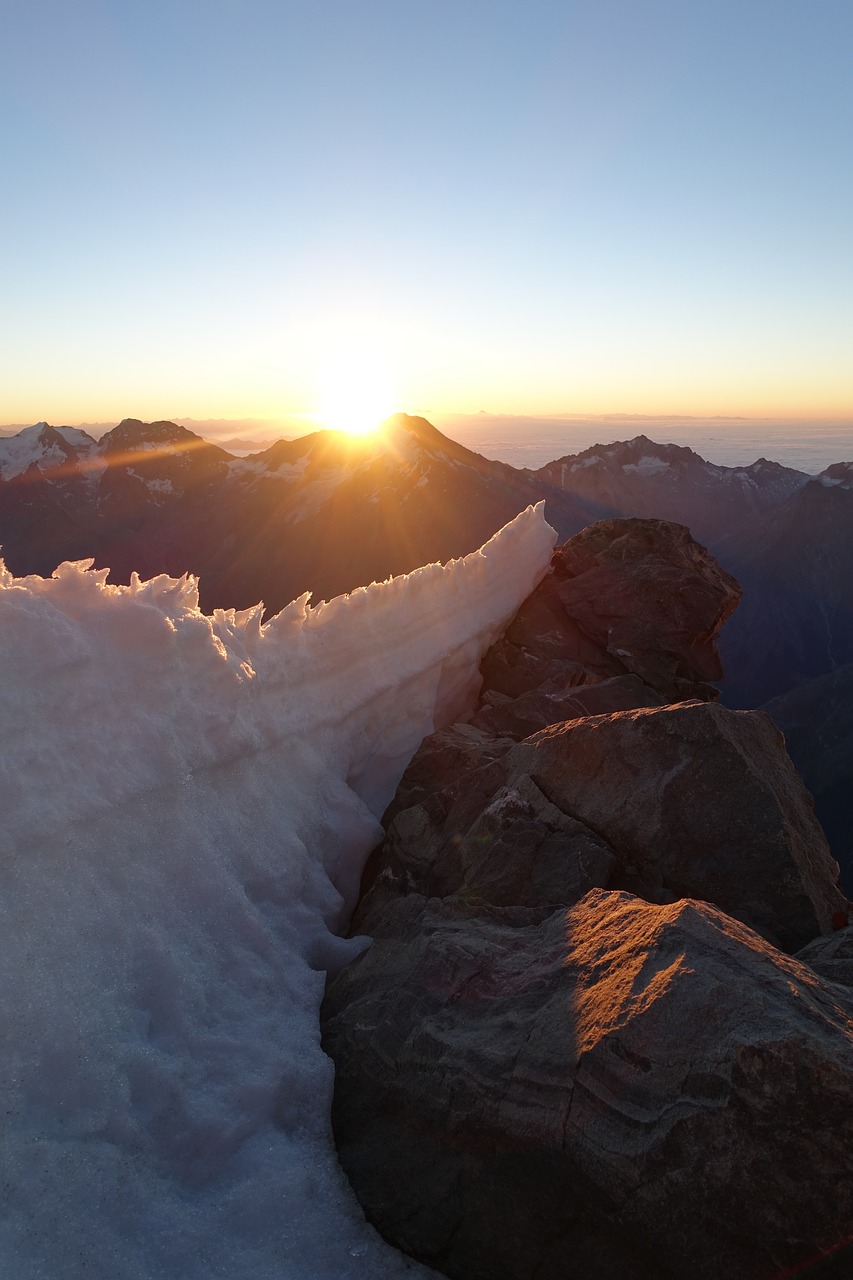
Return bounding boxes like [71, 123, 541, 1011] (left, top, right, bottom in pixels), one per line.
[324, 889, 853, 1280]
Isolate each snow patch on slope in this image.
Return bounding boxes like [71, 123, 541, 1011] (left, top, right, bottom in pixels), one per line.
[282, 467, 352, 523]
[622, 455, 670, 476]
[125, 467, 175, 495]
[0, 503, 556, 1279]
[227, 455, 313, 484]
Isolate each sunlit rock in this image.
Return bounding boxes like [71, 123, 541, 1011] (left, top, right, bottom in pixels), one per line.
[324, 890, 853, 1280]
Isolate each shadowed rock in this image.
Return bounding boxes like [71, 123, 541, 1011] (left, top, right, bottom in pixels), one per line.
[361, 760, 616, 927]
[363, 701, 843, 952]
[479, 517, 741, 718]
[473, 672, 665, 739]
[797, 926, 853, 988]
[509, 700, 845, 951]
[324, 516, 853, 1280]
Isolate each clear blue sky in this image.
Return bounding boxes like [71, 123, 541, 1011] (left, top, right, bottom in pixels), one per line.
[2, 0, 851, 424]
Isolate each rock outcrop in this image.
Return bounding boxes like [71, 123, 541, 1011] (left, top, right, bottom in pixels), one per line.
[477, 517, 742, 721]
[508, 702, 845, 950]
[324, 891, 853, 1280]
[363, 701, 845, 951]
[323, 517, 852, 1280]
[367, 521, 839, 951]
[797, 926, 853, 988]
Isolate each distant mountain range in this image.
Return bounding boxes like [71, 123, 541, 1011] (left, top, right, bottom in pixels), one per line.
[3, 413, 851, 878]
[0, 416, 594, 614]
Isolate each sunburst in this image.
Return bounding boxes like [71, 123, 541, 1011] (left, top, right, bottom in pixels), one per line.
[315, 351, 395, 438]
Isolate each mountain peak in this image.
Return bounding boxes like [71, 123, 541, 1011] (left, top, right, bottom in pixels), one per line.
[0, 422, 99, 480]
[101, 419, 206, 454]
[535, 434, 703, 481]
[816, 461, 853, 490]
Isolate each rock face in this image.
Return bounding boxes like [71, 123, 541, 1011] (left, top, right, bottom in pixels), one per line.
[478, 517, 742, 716]
[364, 702, 845, 953]
[797, 926, 853, 988]
[324, 891, 853, 1280]
[323, 517, 853, 1280]
[510, 702, 845, 951]
[363, 724, 616, 920]
[367, 521, 839, 952]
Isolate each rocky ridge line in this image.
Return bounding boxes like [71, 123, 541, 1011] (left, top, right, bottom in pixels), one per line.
[322, 517, 853, 1280]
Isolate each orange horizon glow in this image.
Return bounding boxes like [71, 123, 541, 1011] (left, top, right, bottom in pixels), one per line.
[3, 388, 853, 436]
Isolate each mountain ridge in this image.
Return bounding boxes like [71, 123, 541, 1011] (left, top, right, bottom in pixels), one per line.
[2, 414, 850, 735]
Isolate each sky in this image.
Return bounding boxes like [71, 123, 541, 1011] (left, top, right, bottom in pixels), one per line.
[2, 0, 852, 427]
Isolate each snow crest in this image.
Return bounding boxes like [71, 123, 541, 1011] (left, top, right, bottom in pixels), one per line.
[0, 504, 556, 1279]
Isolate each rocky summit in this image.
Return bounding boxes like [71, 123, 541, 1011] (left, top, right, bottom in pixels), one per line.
[322, 516, 853, 1280]
[477, 515, 742, 711]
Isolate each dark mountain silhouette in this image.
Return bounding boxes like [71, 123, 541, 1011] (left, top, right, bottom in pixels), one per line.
[764, 663, 853, 884]
[532, 433, 807, 547]
[0, 415, 596, 615]
[3, 420, 849, 703]
[717, 473, 853, 705]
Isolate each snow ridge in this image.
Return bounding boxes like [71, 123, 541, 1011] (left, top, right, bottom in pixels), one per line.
[0, 503, 555, 1279]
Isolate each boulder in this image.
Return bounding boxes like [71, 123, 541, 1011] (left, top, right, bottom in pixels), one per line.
[510, 700, 845, 951]
[555, 517, 742, 695]
[480, 518, 741, 711]
[362, 702, 843, 953]
[323, 889, 853, 1280]
[361, 767, 617, 929]
[472, 672, 664, 739]
[380, 722, 516, 826]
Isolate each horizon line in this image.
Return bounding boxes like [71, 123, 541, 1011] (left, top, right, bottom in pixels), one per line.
[3, 408, 853, 435]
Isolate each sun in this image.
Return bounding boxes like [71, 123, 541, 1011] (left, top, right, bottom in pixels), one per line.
[315, 352, 396, 438]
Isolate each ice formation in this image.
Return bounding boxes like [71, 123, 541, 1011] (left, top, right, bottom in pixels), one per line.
[0, 503, 556, 1280]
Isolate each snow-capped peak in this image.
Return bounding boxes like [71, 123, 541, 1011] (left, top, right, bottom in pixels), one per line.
[815, 462, 853, 489]
[0, 422, 100, 480]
